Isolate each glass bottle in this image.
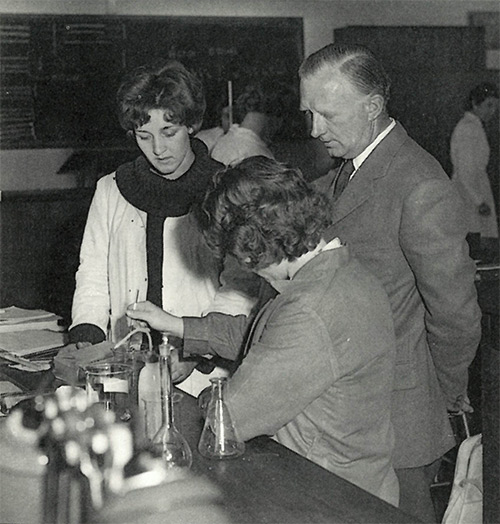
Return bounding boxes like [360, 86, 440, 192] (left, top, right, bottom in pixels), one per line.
[137, 351, 160, 444]
[198, 377, 245, 459]
[150, 334, 192, 469]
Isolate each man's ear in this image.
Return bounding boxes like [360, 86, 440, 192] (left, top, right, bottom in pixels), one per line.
[365, 94, 385, 121]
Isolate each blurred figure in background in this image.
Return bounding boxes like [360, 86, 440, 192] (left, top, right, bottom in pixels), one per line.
[450, 82, 499, 243]
[196, 104, 231, 154]
[210, 80, 287, 166]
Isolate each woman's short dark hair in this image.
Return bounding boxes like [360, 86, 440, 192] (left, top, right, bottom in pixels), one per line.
[117, 60, 206, 133]
[467, 82, 499, 110]
[197, 156, 332, 270]
[299, 43, 391, 110]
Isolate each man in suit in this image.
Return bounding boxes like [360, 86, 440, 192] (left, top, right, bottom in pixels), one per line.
[299, 43, 481, 523]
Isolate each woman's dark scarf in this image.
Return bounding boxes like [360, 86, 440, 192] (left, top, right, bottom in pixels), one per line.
[116, 138, 223, 309]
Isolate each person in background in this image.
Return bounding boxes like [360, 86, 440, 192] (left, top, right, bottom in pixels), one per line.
[128, 156, 399, 506]
[450, 82, 499, 242]
[210, 80, 286, 166]
[69, 60, 257, 396]
[196, 104, 231, 154]
[270, 116, 339, 183]
[299, 43, 481, 523]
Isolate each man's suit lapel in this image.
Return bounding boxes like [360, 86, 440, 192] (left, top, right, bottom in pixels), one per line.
[330, 122, 408, 224]
[330, 165, 373, 223]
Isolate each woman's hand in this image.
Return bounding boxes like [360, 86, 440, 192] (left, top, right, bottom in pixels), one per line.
[126, 301, 184, 338]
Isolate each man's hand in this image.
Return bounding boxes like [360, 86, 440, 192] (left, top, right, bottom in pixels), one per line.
[126, 301, 184, 338]
[447, 394, 474, 414]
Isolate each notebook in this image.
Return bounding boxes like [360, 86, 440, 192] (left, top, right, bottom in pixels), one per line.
[0, 329, 67, 357]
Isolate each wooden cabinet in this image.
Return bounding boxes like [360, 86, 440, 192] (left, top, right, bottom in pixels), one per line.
[0, 189, 94, 324]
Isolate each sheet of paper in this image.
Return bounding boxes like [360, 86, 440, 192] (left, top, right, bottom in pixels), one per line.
[0, 381, 24, 416]
[0, 316, 63, 333]
[0, 381, 22, 396]
[0, 330, 67, 356]
[0, 306, 56, 325]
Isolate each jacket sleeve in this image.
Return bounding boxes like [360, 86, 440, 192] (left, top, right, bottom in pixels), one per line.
[225, 300, 333, 442]
[70, 177, 113, 336]
[186, 299, 334, 441]
[399, 178, 482, 406]
[183, 312, 251, 361]
[68, 323, 106, 344]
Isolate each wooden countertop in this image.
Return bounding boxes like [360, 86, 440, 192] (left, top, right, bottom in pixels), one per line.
[177, 390, 419, 524]
[0, 365, 420, 524]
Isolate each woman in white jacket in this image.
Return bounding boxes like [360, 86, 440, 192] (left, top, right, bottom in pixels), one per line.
[69, 60, 256, 394]
[450, 82, 498, 240]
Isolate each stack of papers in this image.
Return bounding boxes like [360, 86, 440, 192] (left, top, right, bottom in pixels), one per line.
[0, 306, 67, 357]
[0, 306, 64, 333]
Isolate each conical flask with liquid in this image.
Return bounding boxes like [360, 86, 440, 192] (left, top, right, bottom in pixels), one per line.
[198, 376, 245, 459]
[150, 334, 192, 469]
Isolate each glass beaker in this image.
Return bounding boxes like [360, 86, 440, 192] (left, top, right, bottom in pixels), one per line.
[198, 377, 245, 459]
[84, 362, 132, 422]
[150, 334, 192, 469]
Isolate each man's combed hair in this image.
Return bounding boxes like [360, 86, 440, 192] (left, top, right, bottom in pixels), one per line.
[197, 156, 332, 270]
[299, 43, 391, 108]
[117, 60, 206, 133]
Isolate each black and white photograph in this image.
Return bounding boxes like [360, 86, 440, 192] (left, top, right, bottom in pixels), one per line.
[0, 1, 498, 523]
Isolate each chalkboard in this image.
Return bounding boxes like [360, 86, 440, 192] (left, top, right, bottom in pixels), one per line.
[0, 14, 304, 149]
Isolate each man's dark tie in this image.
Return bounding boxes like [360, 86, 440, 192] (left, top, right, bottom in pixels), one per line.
[332, 159, 355, 200]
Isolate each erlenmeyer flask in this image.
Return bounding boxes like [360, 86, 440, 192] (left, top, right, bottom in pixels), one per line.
[198, 377, 245, 459]
[150, 334, 192, 469]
